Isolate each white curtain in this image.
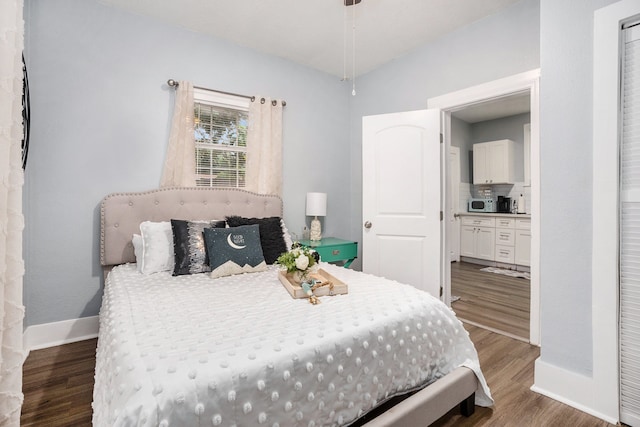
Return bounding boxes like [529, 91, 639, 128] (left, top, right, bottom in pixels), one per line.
[160, 81, 196, 187]
[0, 0, 25, 425]
[246, 97, 283, 196]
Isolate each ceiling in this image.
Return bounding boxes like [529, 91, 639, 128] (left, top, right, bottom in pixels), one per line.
[99, 0, 521, 78]
[452, 92, 531, 123]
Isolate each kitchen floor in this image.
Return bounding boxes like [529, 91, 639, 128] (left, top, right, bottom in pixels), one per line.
[451, 261, 530, 341]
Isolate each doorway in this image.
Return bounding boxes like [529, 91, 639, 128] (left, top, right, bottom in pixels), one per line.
[449, 92, 531, 341]
[429, 69, 540, 345]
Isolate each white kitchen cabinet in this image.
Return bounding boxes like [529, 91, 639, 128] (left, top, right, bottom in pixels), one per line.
[476, 227, 496, 260]
[460, 216, 495, 261]
[496, 217, 515, 229]
[473, 139, 515, 184]
[515, 229, 531, 266]
[460, 226, 476, 258]
[472, 143, 490, 184]
[495, 218, 516, 264]
[460, 214, 530, 267]
[495, 228, 515, 246]
[495, 245, 515, 264]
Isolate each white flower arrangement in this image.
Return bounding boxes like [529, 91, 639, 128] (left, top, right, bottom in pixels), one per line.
[276, 244, 319, 280]
[295, 253, 310, 270]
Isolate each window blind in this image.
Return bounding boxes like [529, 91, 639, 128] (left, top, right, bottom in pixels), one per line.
[193, 98, 248, 188]
[620, 23, 640, 427]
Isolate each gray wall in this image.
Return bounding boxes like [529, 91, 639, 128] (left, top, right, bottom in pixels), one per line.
[348, 0, 540, 269]
[471, 112, 531, 182]
[538, 0, 618, 376]
[451, 117, 473, 183]
[22, 0, 351, 326]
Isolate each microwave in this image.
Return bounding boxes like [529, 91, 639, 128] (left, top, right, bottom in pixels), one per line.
[468, 198, 496, 213]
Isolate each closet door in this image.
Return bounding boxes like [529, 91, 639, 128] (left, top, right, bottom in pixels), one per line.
[620, 23, 640, 427]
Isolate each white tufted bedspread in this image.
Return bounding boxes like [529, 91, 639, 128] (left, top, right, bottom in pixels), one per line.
[93, 263, 492, 426]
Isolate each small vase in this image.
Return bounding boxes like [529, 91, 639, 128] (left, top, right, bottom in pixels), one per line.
[287, 270, 307, 285]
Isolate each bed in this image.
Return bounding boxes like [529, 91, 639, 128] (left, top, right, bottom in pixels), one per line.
[94, 187, 492, 426]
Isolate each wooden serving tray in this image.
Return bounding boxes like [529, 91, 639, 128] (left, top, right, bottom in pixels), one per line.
[278, 269, 348, 299]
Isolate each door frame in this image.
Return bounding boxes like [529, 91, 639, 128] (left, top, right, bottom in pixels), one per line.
[427, 69, 541, 346]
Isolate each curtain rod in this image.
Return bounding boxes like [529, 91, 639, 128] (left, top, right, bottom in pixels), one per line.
[167, 79, 286, 107]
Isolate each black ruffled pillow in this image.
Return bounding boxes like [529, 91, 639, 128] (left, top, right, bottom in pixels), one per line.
[225, 216, 287, 264]
[171, 219, 226, 276]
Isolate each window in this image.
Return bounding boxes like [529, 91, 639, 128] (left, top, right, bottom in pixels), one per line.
[193, 89, 250, 188]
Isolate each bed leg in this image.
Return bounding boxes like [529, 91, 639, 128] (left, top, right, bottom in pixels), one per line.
[460, 393, 475, 417]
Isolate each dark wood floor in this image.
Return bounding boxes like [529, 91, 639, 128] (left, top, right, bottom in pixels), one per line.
[21, 338, 96, 426]
[432, 326, 612, 427]
[21, 325, 613, 426]
[451, 261, 530, 341]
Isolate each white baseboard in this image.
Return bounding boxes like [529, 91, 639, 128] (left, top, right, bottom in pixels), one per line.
[531, 358, 619, 425]
[23, 316, 99, 360]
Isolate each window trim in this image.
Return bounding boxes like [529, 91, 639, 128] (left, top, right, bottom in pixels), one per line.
[194, 88, 250, 111]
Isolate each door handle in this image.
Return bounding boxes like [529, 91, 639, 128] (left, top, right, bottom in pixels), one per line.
[364, 221, 372, 229]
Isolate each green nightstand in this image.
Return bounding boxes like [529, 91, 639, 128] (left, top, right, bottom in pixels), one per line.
[298, 237, 358, 268]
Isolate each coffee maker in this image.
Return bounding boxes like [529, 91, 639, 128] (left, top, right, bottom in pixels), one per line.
[497, 196, 512, 213]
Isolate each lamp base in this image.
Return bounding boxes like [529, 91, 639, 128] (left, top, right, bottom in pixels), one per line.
[310, 217, 322, 241]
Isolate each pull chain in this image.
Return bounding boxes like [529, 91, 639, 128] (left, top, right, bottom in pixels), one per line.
[342, 4, 347, 82]
[352, 3, 356, 96]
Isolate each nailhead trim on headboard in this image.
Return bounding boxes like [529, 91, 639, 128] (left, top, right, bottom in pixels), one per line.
[100, 187, 283, 267]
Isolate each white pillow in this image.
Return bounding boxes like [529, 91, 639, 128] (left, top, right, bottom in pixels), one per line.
[132, 234, 143, 273]
[139, 221, 174, 275]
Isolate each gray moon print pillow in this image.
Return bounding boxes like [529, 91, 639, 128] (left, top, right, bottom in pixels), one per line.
[204, 224, 267, 279]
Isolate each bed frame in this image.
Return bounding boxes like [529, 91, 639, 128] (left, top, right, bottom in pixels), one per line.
[99, 187, 478, 426]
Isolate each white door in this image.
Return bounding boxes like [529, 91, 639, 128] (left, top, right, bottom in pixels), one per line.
[620, 23, 640, 426]
[449, 147, 461, 261]
[362, 109, 442, 298]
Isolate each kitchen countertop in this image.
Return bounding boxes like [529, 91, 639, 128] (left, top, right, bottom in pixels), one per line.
[458, 212, 531, 218]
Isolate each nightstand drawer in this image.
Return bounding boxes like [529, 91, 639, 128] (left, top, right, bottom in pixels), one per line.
[298, 237, 358, 267]
[315, 242, 358, 262]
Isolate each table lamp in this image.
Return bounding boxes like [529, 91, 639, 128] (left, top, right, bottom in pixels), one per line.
[306, 192, 327, 241]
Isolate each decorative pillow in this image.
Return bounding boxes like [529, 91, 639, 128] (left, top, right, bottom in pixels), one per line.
[204, 224, 267, 279]
[132, 234, 143, 273]
[225, 216, 287, 264]
[139, 221, 174, 275]
[281, 219, 293, 250]
[171, 219, 226, 276]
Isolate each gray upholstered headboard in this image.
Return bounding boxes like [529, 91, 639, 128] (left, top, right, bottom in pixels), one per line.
[100, 187, 283, 268]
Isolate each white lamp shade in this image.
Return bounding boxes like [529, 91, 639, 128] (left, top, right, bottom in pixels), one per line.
[306, 192, 327, 217]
